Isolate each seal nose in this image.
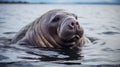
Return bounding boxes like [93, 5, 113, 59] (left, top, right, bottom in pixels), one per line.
[69, 21, 80, 29]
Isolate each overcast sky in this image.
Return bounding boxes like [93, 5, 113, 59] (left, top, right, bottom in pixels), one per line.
[0, 0, 120, 3]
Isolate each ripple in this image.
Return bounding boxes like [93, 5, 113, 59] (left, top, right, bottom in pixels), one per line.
[0, 17, 5, 20]
[99, 31, 120, 35]
[0, 37, 11, 44]
[3, 32, 16, 34]
[53, 61, 81, 65]
[92, 40, 106, 45]
[87, 37, 99, 42]
[102, 48, 114, 52]
[0, 21, 5, 23]
[0, 55, 8, 60]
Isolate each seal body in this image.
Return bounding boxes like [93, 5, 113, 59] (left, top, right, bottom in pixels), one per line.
[11, 9, 90, 48]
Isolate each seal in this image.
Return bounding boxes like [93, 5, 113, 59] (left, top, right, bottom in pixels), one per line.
[11, 9, 90, 48]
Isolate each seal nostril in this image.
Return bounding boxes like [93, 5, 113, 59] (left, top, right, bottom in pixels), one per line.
[76, 22, 79, 25]
[71, 22, 74, 26]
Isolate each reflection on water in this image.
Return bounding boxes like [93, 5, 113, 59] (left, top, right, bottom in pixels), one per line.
[0, 4, 120, 67]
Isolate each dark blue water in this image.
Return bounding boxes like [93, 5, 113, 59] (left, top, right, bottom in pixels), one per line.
[0, 4, 120, 67]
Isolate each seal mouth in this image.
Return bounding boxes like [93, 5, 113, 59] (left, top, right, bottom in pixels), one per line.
[62, 35, 80, 43]
[69, 35, 80, 42]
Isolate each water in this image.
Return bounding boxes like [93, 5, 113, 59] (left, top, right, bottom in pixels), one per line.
[0, 4, 120, 67]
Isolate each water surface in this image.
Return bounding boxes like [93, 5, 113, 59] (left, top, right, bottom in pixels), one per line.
[0, 4, 120, 67]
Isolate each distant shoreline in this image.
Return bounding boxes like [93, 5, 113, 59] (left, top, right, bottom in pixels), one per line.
[0, 2, 120, 5]
[0, 2, 28, 4]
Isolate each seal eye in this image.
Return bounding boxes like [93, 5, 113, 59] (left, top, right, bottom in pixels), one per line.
[75, 16, 78, 20]
[52, 16, 60, 22]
